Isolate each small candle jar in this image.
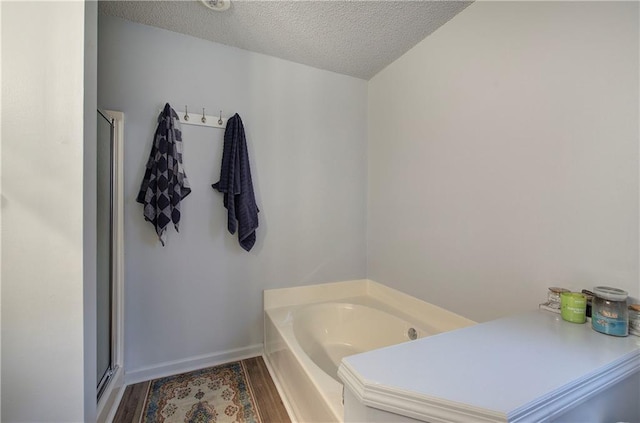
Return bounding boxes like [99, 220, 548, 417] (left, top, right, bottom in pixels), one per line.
[591, 286, 628, 337]
[560, 292, 587, 324]
[629, 304, 640, 337]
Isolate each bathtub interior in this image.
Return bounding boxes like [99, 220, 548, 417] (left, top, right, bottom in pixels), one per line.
[292, 302, 430, 382]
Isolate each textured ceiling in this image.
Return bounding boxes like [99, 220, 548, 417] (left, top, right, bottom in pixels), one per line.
[99, 0, 472, 80]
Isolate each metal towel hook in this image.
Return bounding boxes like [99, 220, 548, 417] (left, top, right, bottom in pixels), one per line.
[201, 108, 207, 123]
[184, 105, 189, 121]
[218, 110, 223, 125]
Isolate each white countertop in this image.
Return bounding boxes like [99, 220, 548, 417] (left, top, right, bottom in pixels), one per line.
[339, 310, 640, 422]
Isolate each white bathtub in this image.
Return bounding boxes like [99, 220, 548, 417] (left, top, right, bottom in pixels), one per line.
[263, 279, 475, 422]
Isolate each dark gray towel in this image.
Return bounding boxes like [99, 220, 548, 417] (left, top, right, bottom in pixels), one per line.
[137, 103, 191, 246]
[212, 114, 259, 251]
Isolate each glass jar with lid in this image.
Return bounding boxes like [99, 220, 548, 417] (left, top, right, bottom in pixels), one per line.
[591, 286, 628, 337]
[629, 304, 640, 336]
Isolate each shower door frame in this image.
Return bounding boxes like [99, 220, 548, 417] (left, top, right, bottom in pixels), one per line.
[96, 110, 125, 422]
[96, 109, 115, 399]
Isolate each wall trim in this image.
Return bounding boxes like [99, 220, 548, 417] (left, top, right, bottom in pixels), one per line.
[124, 343, 264, 385]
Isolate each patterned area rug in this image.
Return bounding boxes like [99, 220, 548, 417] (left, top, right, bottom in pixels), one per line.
[141, 361, 263, 423]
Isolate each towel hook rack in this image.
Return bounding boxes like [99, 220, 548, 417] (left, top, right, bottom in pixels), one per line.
[162, 105, 226, 129]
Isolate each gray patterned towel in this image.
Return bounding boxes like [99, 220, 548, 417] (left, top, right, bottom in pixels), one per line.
[137, 103, 191, 246]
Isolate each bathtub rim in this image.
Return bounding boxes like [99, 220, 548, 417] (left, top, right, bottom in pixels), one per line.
[264, 279, 475, 333]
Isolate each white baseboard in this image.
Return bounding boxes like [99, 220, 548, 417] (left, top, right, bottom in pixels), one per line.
[97, 366, 124, 423]
[124, 344, 264, 386]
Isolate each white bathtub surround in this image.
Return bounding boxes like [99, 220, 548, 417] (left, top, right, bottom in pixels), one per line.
[263, 279, 476, 422]
[339, 310, 640, 423]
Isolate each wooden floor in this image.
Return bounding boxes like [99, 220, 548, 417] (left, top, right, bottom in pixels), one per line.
[113, 356, 291, 423]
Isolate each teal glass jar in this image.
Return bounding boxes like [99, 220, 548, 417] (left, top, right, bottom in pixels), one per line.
[591, 286, 628, 337]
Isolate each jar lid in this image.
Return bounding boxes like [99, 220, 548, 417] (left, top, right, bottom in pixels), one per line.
[592, 286, 628, 301]
[549, 287, 569, 293]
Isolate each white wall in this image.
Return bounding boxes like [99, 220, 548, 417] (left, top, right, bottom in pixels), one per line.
[368, 1, 639, 322]
[83, 1, 98, 421]
[1, 2, 3, 418]
[1, 2, 87, 421]
[98, 16, 367, 375]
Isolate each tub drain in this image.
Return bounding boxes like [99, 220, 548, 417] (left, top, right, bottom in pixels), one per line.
[408, 328, 417, 340]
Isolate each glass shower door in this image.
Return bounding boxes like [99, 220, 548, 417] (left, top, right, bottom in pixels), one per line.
[97, 109, 114, 399]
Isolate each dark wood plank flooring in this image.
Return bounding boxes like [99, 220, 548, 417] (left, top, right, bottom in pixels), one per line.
[112, 380, 150, 423]
[243, 356, 291, 423]
[112, 356, 290, 423]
